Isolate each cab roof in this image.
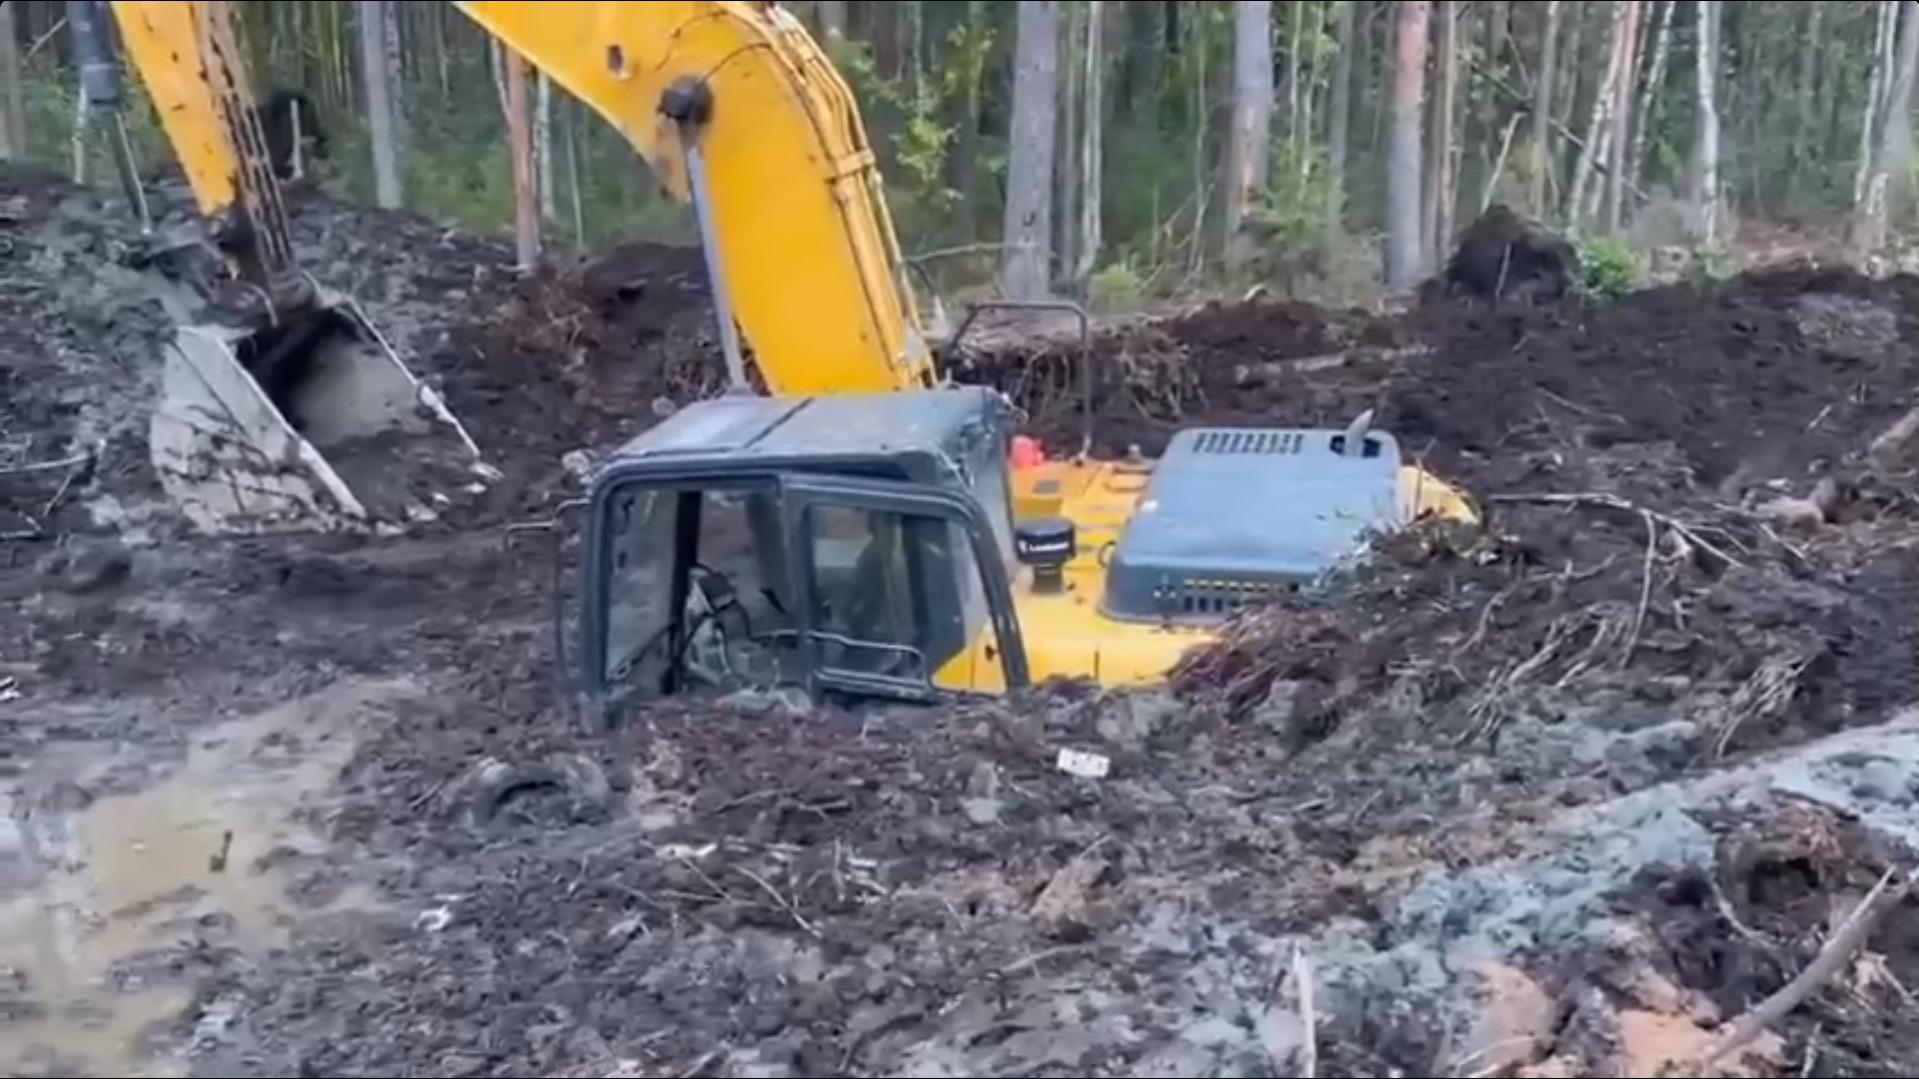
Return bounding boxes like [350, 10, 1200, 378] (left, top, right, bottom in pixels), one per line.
[595, 386, 1012, 482]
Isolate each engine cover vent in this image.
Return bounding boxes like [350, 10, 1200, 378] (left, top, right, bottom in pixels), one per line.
[1101, 425, 1407, 625]
[1191, 430, 1307, 456]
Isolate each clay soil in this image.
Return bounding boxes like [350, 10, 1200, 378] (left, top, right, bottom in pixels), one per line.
[4, 167, 1919, 1079]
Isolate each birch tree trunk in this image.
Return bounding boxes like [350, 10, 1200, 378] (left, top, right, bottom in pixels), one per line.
[815, 0, 848, 47]
[1076, 0, 1105, 289]
[1689, 0, 1721, 244]
[1388, 0, 1431, 289]
[380, 0, 408, 160]
[1002, 1, 1061, 300]
[1057, 3, 1082, 283]
[1628, 0, 1675, 195]
[536, 71, 556, 223]
[1860, 1, 1919, 248]
[505, 47, 541, 269]
[1606, 0, 1642, 231]
[1856, 2, 1896, 210]
[1326, 0, 1358, 244]
[1570, 1, 1626, 226]
[1428, 1, 1459, 266]
[0, 1, 21, 161]
[358, 0, 405, 209]
[1226, 0, 1276, 273]
[1887, 1, 1919, 219]
[1531, 0, 1561, 217]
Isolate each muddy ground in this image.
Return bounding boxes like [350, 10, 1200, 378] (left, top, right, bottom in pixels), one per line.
[3, 166, 1918, 1078]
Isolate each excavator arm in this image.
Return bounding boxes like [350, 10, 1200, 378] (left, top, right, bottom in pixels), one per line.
[452, 1, 936, 395]
[86, 0, 485, 534]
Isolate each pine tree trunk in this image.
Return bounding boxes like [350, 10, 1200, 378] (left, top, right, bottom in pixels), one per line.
[1326, 0, 1357, 243]
[1077, 0, 1105, 289]
[951, 0, 988, 237]
[0, 2, 21, 161]
[1226, 0, 1276, 273]
[1002, 0, 1060, 300]
[505, 47, 541, 270]
[1285, 0, 1302, 160]
[1787, 3, 1821, 202]
[433, 4, 451, 99]
[1531, 0, 1561, 217]
[359, 0, 405, 209]
[1629, 0, 1675, 195]
[1388, 0, 1430, 289]
[537, 71, 556, 223]
[1690, 0, 1721, 244]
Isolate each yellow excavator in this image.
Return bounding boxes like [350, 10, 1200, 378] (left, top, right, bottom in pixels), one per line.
[84, 0, 488, 535]
[104, 0, 1473, 707]
[447, 1, 1477, 709]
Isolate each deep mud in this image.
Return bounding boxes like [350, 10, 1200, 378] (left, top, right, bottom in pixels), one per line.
[4, 164, 1918, 1078]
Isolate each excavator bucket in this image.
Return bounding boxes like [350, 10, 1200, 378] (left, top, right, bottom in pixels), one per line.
[148, 286, 489, 534]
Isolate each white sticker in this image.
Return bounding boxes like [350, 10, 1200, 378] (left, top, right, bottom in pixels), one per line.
[1056, 748, 1112, 779]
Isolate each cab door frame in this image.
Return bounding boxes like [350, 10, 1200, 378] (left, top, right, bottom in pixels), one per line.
[779, 473, 1030, 702]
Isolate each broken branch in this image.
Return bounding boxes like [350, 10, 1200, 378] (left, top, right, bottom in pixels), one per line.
[1694, 867, 1912, 1069]
[1491, 491, 1747, 568]
[0, 450, 93, 478]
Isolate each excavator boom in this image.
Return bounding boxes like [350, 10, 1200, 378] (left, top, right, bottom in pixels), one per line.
[452, 0, 936, 395]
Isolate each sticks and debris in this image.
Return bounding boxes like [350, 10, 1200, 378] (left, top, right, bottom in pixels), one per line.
[1490, 490, 1748, 568]
[1693, 867, 1914, 1070]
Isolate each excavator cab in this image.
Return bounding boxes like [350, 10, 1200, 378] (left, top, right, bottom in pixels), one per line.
[582, 387, 1030, 713]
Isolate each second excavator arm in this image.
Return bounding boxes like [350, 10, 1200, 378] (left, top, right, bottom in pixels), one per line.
[452, 0, 937, 396]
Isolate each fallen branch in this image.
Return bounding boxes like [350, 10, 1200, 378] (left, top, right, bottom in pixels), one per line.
[1491, 491, 1747, 568]
[0, 450, 93, 478]
[1294, 947, 1318, 1079]
[1233, 345, 1433, 385]
[1868, 404, 1919, 464]
[1693, 867, 1912, 1069]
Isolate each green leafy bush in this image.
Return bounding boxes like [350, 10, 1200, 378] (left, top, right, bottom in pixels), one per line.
[1579, 235, 1644, 298]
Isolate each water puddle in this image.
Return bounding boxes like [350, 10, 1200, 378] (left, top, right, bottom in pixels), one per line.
[1, 677, 421, 1076]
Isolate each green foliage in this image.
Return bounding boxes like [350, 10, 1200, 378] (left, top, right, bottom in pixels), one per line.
[1578, 235, 1645, 298]
[1088, 257, 1149, 314]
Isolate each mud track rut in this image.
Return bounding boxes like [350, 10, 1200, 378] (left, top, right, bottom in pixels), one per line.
[3, 167, 1919, 1078]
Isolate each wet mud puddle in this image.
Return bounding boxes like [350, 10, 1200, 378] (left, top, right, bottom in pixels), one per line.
[1, 678, 421, 1076]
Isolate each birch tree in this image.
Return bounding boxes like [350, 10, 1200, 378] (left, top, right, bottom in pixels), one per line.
[504, 46, 541, 269]
[1531, 0, 1562, 217]
[1075, 0, 1105, 290]
[357, 0, 404, 209]
[1002, 1, 1060, 300]
[1389, 0, 1431, 289]
[1858, 0, 1919, 249]
[536, 71, 557, 223]
[1690, 0, 1722, 243]
[0, 1, 20, 161]
[1427, 1, 1460, 264]
[1606, 0, 1643, 231]
[1628, 0, 1676, 194]
[1225, 0, 1276, 273]
[1571, 2, 1628, 225]
[816, 1, 847, 47]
